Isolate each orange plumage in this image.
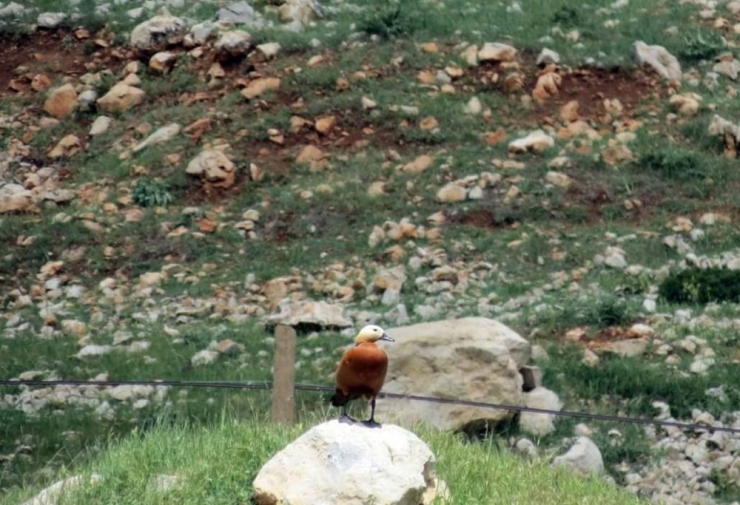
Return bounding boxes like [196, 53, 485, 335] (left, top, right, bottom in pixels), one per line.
[330, 324, 394, 425]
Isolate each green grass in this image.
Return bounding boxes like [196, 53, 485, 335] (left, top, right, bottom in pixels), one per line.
[0, 418, 647, 505]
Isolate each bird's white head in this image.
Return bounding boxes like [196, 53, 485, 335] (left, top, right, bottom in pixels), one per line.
[354, 324, 394, 345]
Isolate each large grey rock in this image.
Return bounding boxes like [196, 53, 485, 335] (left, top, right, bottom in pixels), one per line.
[219, 1, 266, 27]
[130, 14, 188, 51]
[263, 299, 353, 330]
[632, 41, 682, 81]
[375, 317, 531, 431]
[552, 437, 604, 476]
[253, 420, 445, 505]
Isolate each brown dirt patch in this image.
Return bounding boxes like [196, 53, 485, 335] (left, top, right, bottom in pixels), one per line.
[0, 29, 123, 95]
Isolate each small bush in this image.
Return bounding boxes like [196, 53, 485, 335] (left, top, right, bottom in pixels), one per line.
[358, 0, 420, 40]
[658, 267, 740, 304]
[679, 30, 725, 62]
[583, 296, 635, 328]
[132, 178, 174, 208]
[639, 148, 710, 182]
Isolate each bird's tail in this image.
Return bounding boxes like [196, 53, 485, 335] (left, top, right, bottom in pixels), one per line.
[330, 389, 349, 407]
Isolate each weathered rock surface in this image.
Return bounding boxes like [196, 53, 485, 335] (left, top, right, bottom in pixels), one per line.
[552, 437, 604, 476]
[130, 14, 188, 51]
[253, 420, 444, 505]
[632, 41, 681, 81]
[263, 299, 353, 330]
[21, 474, 103, 505]
[376, 317, 530, 431]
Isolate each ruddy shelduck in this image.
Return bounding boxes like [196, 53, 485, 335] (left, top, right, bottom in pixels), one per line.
[330, 324, 394, 426]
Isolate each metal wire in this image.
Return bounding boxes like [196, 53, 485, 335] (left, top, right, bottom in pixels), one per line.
[2, 378, 740, 435]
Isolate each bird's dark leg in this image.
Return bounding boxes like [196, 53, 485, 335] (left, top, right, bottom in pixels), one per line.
[363, 398, 381, 428]
[338, 402, 356, 424]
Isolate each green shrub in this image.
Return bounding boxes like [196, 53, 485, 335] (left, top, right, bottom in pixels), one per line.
[638, 148, 710, 182]
[679, 30, 725, 62]
[358, 0, 420, 40]
[658, 267, 740, 304]
[132, 178, 174, 208]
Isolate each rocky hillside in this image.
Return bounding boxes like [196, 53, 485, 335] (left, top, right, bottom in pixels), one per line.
[3, 0, 740, 503]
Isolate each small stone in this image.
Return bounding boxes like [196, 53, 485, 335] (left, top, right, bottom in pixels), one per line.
[508, 130, 555, 153]
[149, 51, 178, 74]
[97, 83, 145, 113]
[89, 116, 112, 136]
[241, 77, 281, 99]
[536, 48, 560, 66]
[436, 183, 467, 203]
[552, 437, 604, 476]
[215, 30, 252, 56]
[37, 12, 66, 28]
[545, 171, 572, 188]
[191, 349, 219, 367]
[43, 84, 78, 119]
[478, 42, 517, 62]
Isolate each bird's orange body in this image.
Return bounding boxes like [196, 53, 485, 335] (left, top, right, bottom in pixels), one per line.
[329, 324, 394, 425]
[334, 342, 389, 402]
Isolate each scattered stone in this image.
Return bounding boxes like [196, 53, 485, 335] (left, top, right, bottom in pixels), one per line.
[76, 345, 114, 360]
[436, 183, 467, 203]
[242, 77, 281, 99]
[552, 437, 604, 476]
[478, 42, 517, 62]
[632, 41, 681, 81]
[130, 14, 188, 51]
[48, 135, 82, 159]
[36, 12, 66, 29]
[536, 48, 560, 66]
[215, 30, 253, 56]
[669, 92, 701, 116]
[185, 150, 237, 189]
[89, 116, 112, 136]
[278, 0, 325, 27]
[401, 154, 434, 174]
[149, 51, 178, 74]
[508, 130, 555, 153]
[545, 171, 572, 188]
[133, 123, 181, 153]
[97, 83, 145, 113]
[43, 84, 78, 119]
[219, 1, 265, 27]
[191, 349, 219, 366]
[0, 184, 32, 214]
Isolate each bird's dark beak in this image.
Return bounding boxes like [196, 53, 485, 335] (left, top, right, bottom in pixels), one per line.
[379, 333, 394, 342]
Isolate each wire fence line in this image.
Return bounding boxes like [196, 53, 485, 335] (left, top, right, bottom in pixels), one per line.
[3, 378, 740, 435]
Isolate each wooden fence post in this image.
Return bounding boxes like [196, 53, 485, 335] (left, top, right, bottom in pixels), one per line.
[271, 324, 297, 424]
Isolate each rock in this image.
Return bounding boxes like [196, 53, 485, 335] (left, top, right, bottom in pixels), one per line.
[219, 1, 264, 27]
[632, 41, 681, 81]
[536, 48, 560, 66]
[185, 150, 237, 189]
[48, 134, 82, 159]
[253, 420, 443, 505]
[215, 30, 252, 56]
[464, 96, 482, 115]
[241, 77, 281, 99]
[76, 345, 114, 360]
[669, 93, 701, 116]
[278, 0, 325, 26]
[295, 145, 325, 165]
[708, 114, 740, 157]
[21, 474, 103, 505]
[552, 437, 604, 476]
[514, 438, 538, 458]
[130, 14, 188, 51]
[315, 116, 336, 134]
[0, 2, 25, 17]
[190, 21, 220, 44]
[191, 349, 219, 367]
[478, 42, 517, 62]
[401, 154, 434, 174]
[97, 83, 145, 113]
[600, 338, 649, 357]
[78, 90, 98, 111]
[36, 12, 66, 29]
[374, 266, 407, 292]
[508, 130, 555, 153]
[713, 54, 740, 80]
[133, 123, 181, 153]
[256, 42, 281, 60]
[89, 116, 112, 136]
[264, 299, 353, 331]
[545, 171, 572, 188]
[436, 183, 467, 203]
[519, 387, 562, 436]
[376, 317, 530, 431]
[0, 184, 32, 214]
[61, 320, 86, 338]
[149, 51, 178, 74]
[43, 84, 78, 119]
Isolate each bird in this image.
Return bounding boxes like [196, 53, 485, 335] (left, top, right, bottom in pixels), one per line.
[330, 324, 394, 427]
